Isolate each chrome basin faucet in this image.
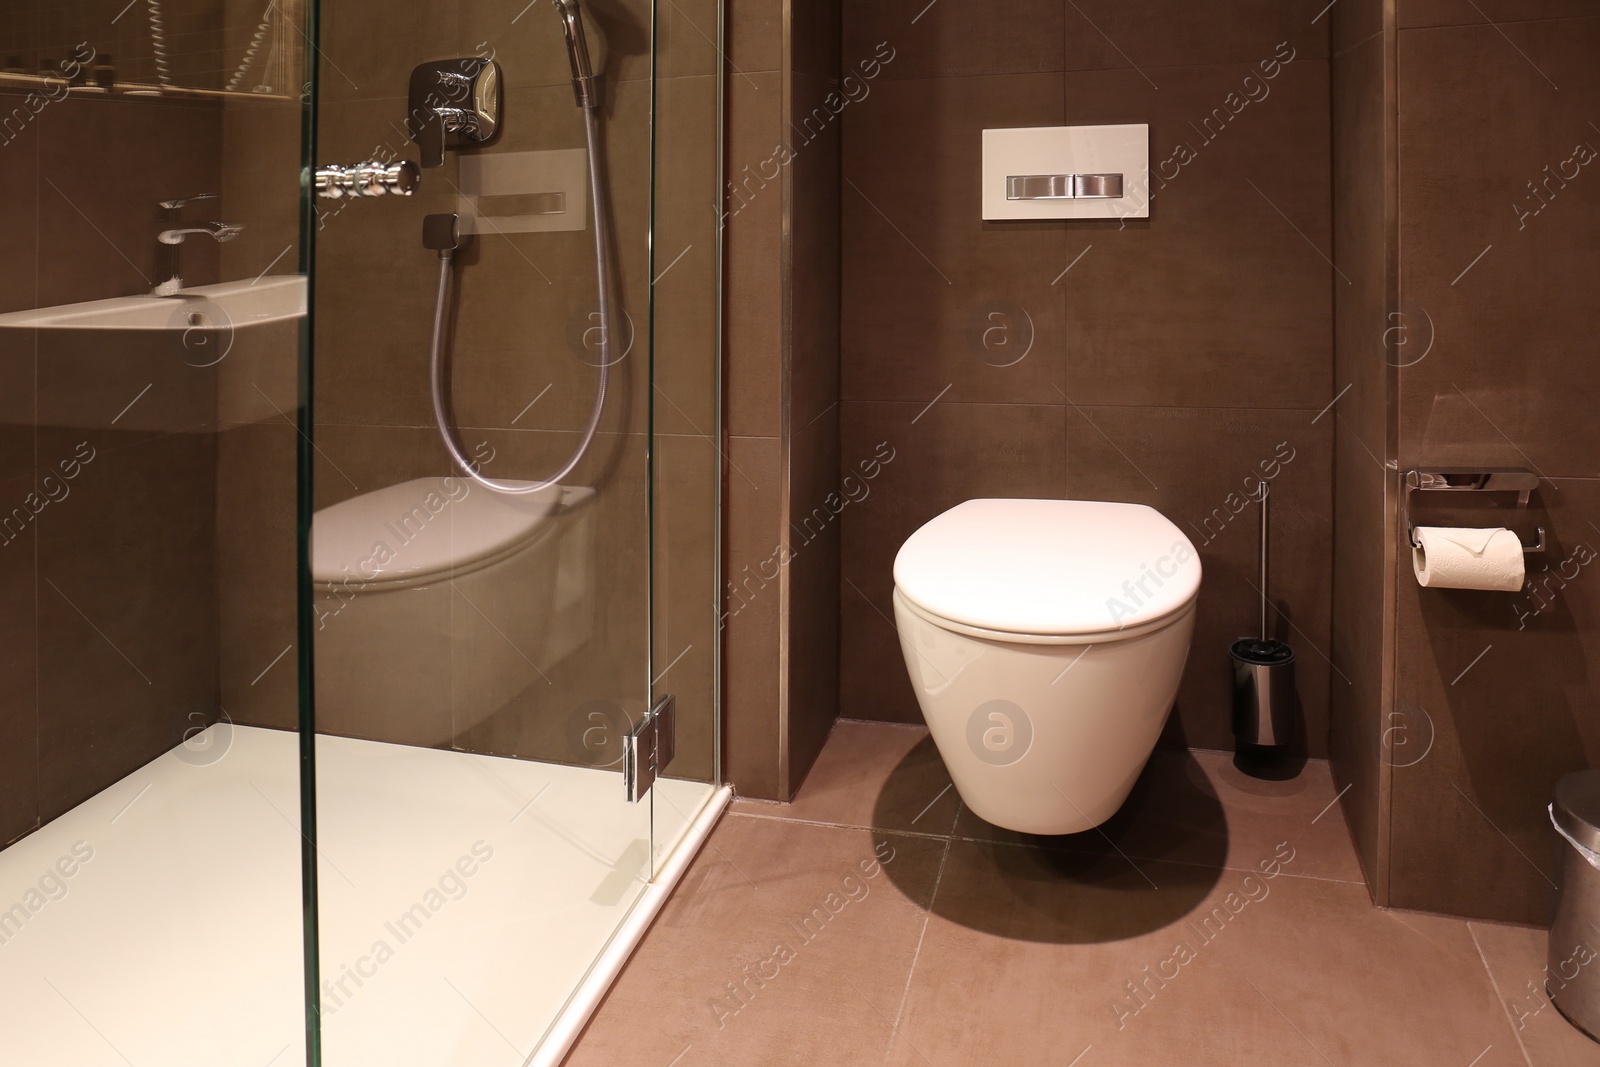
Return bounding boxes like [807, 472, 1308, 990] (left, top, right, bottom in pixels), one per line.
[160, 221, 244, 243]
[153, 195, 243, 296]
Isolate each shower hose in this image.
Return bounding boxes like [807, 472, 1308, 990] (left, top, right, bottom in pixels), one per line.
[427, 102, 613, 494]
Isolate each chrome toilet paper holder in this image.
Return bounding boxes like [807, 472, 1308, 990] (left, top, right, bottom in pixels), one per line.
[1404, 467, 1546, 554]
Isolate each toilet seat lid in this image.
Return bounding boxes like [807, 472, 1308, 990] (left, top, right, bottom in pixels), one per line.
[893, 499, 1201, 636]
[311, 477, 564, 584]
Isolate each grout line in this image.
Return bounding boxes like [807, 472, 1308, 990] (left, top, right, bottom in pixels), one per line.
[721, 810, 1369, 885]
[1467, 922, 1536, 1067]
[723, 809, 953, 843]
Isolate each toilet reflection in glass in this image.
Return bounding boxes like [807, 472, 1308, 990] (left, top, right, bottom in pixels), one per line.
[892, 498, 1201, 835]
[311, 477, 595, 746]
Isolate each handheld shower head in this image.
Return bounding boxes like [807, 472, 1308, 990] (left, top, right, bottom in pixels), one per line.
[553, 0, 606, 110]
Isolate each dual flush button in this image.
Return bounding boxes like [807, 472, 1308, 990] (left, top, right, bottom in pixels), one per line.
[1004, 173, 1124, 200]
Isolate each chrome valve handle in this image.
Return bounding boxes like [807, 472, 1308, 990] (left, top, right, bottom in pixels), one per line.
[314, 160, 421, 199]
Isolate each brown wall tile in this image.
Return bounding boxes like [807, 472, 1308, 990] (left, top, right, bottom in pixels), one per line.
[1328, 22, 1395, 895]
[1331, 32, 1393, 459]
[652, 75, 722, 437]
[35, 428, 219, 821]
[1332, 0, 1387, 57]
[728, 0, 783, 73]
[724, 70, 784, 437]
[1059, 58, 1333, 409]
[783, 403, 842, 791]
[219, 99, 304, 285]
[791, 0, 841, 80]
[0, 469, 38, 845]
[653, 432, 721, 783]
[1329, 427, 1390, 892]
[1385, 16, 1600, 920]
[840, 73, 1067, 406]
[1397, 1, 1594, 28]
[1396, 20, 1600, 478]
[315, 0, 457, 104]
[217, 422, 299, 732]
[0, 98, 41, 316]
[843, 0, 1065, 80]
[721, 0, 843, 797]
[724, 434, 783, 796]
[1063, 1, 1330, 70]
[789, 71, 842, 437]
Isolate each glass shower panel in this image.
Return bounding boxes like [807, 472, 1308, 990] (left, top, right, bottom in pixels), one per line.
[303, 1, 682, 1062]
[647, 0, 724, 867]
[0, 1, 312, 1063]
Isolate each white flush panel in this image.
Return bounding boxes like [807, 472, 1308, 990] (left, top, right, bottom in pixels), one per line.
[457, 148, 588, 234]
[982, 124, 1149, 221]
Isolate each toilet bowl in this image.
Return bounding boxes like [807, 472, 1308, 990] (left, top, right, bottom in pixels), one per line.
[310, 476, 595, 746]
[892, 498, 1201, 835]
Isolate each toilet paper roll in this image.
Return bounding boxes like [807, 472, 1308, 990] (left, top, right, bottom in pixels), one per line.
[1411, 527, 1526, 591]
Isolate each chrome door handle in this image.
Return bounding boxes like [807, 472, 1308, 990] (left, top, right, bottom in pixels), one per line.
[314, 160, 421, 199]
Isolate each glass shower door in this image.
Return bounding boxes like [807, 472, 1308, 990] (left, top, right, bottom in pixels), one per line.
[0, 1, 314, 1063]
[297, 0, 721, 1062]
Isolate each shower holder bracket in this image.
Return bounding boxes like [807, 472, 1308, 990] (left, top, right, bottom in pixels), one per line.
[624, 694, 677, 803]
[1403, 467, 1546, 554]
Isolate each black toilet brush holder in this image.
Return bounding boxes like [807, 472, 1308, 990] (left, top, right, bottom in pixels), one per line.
[1231, 483, 1296, 748]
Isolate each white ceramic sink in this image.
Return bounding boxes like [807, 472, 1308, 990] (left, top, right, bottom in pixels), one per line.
[0, 275, 305, 330]
[0, 276, 305, 432]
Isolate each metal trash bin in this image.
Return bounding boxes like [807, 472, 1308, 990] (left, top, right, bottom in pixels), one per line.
[1549, 770, 1600, 1042]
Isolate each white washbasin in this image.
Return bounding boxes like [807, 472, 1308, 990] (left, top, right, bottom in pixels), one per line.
[0, 275, 305, 330]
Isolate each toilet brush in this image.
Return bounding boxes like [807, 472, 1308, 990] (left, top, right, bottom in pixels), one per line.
[1230, 483, 1296, 748]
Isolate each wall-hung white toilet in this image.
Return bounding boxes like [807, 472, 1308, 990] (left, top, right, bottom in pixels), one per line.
[311, 477, 595, 746]
[892, 498, 1201, 835]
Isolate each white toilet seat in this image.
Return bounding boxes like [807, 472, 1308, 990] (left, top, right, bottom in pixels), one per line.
[893, 497, 1202, 638]
[893, 585, 1195, 645]
[891, 498, 1202, 835]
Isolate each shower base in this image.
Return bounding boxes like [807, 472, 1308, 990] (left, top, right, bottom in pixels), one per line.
[0, 724, 724, 1067]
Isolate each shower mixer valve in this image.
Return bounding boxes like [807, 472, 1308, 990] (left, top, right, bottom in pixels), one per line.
[407, 58, 501, 168]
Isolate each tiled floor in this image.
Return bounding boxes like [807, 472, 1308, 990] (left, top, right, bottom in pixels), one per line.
[569, 721, 1600, 1066]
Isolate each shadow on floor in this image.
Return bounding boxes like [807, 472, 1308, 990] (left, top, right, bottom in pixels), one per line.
[875, 737, 1228, 944]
